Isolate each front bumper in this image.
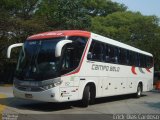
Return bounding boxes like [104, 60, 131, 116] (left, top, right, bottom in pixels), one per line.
[13, 86, 60, 102]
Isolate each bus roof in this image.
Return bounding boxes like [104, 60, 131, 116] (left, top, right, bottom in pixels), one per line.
[27, 30, 91, 40]
[27, 30, 152, 57]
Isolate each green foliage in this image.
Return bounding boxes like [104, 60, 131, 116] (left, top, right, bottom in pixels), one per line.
[91, 11, 159, 43]
[37, 0, 91, 30]
[83, 0, 127, 16]
[0, 0, 160, 83]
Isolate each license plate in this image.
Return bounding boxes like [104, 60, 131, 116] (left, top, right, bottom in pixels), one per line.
[25, 94, 32, 98]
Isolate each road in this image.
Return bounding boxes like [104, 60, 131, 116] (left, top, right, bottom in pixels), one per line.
[0, 86, 160, 120]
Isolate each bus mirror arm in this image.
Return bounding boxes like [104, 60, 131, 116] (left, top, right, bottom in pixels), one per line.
[7, 43, 23, 58]
[55, 40, 72, 57]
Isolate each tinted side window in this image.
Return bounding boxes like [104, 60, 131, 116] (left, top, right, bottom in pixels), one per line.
[147, 56, 153, 68]
[114, 47, 119, 64]
[143, 55, 147, 67]
[137, 53, 140, 67]
[129, 51, 134, 66]
[135, 53, 139, 66]
[140, 54, 147, 67]
[129, 51, 137, 66]
[88, 40, 104, 62]
[108, 45, 118, 63]
[120, 48, 127, 65]
[126, 50, 130, 65]
[104, 44, 109, 62]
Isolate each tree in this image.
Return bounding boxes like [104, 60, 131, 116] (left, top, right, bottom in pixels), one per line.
[0, 0, 43, 42]
[0, 0, 46, 83]
[37, 0, 91, 30]
[83, 0, 127, 17]
[1, 0, 160, 83]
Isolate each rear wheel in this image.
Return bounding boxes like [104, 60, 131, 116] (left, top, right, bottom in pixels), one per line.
[136, 84, 142, 98]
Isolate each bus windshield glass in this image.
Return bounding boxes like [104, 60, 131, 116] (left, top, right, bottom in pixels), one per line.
[15, 37, 65, 81]
[15, 36, 88, 81]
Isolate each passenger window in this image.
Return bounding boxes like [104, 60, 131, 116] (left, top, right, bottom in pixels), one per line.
[137, 53, 140, 67]
[88, 40, 104, 62]
[140, 54, 143, 67]
[129, 51, 135, 66]
[143, 55, 147, 67]
[120, 48, 127, 65]
[114, 47, 119, 64]
[126, 50, 130, 65]
[104, 44, 110, 62]
[140, 54, 147, 67]
[108, 45, 118, 64]
[87, 40, 153, 68]
[135, 53, 139, 67]
[147, 57, 153, 68]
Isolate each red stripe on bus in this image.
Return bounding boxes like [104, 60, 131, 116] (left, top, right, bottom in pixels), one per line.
[145, 68, 151, 73]
[27, 30, 91, 40]
[131, 66, 137, 75]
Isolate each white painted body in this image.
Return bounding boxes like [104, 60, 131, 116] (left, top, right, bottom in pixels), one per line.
[13, 32, 153, 102]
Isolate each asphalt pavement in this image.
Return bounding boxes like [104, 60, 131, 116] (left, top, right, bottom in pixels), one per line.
[0, 86, 160, 120]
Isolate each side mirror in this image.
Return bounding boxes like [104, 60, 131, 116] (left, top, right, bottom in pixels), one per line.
[7, 43, 23, 58]
[55, 40, 72, 57]
[87, 52, 92, 59]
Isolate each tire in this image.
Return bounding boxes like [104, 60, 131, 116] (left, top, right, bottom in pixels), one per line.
[81, 85, 90, 107]
[136, 84, 142, 98]
[90, 87, 95, 105]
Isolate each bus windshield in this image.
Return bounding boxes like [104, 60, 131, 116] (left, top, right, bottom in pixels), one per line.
[15, 36, 88, 81]
[15, 37, 65, 81]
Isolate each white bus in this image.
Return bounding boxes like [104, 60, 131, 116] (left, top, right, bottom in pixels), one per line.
[7, 30, 153, 107]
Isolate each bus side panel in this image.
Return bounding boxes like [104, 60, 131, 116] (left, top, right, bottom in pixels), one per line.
[59, 76, 80, 102]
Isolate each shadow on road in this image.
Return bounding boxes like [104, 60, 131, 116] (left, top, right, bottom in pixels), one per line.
[0, 97, 73, 112]
[0, 94, 149, 112]
[95, 94, 147, 105]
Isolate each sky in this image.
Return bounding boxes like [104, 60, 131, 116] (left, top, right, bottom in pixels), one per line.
[112, 0, 160, 18]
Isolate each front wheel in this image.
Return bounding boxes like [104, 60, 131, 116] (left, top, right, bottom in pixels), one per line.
[81, 86, 90, 107]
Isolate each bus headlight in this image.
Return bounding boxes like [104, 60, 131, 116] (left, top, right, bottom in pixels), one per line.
[42, 80, 62, 90]
[43, 84, 54, 90]
[54, 81, 62, 87]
